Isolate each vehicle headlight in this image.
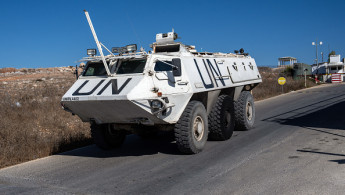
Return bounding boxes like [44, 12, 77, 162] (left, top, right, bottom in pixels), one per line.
[112, 47, 121, 53]
[151, 100, 163, 109]
[87, 49, 97, 56]
[126, 44, 137, 53]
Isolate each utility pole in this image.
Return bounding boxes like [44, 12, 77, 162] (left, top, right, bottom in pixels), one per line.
[312, 40, 322, 74]
[304, 69, 307, 88]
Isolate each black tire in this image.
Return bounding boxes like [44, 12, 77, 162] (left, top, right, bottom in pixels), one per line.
[208, 95, 234, 141]
[234, 91, 255, 131]
[90, 123, 126, 150]
[174, 101, 208, 154]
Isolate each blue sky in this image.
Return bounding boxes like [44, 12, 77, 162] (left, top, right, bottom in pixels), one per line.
[0, 0, 344, 68]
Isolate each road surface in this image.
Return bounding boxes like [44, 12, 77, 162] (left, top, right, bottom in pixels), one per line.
[1, 83, 345, 194]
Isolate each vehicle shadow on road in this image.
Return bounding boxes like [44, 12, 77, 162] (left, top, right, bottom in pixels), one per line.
[262, 98, 345, 131]
[262, 97, 345, 164]
[59, 132, 181, 158]
[297, 150, 345, 164]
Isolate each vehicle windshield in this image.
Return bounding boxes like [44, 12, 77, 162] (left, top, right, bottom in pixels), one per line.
[82, 59, 147, 76]
[116, 59, 146, 74]
[83, 62, 107, 76]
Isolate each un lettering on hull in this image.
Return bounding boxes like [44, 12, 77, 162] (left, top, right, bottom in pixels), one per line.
[189, 58, 231, 90]
[63, 77, 140, 99]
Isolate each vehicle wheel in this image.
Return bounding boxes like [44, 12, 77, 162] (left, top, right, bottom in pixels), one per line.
[174, 101, 208, 154]
[234, 91, 255, 131]
[90, 123, 126, 150]
[208, 95, 234, 141]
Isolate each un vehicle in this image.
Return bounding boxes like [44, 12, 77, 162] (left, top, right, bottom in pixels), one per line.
[61, 11, 262, 154]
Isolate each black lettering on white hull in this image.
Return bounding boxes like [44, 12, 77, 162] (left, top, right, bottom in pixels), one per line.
[72, 80, 105, 96]
[97, 78, 132, 95]
[194, 59, 214, 89]
[72, 78, 131, 96]
[206, 59, 225, 87]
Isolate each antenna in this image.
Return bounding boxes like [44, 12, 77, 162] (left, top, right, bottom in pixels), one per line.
[84, 10, 111, 76]
[126, 13, 143, 49]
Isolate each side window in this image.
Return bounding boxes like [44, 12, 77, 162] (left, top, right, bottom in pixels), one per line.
[154, 61, 173, 71]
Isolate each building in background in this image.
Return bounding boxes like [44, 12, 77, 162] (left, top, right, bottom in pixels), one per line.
[278, 56, 297, 67]
[292, 63, 312, 80]
[312, 54, 345, 82]
[312, 54, 345, 74]
[328, 55, 345, 74]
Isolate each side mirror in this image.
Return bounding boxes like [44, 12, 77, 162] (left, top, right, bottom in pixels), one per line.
[172, 58, 182, 76]
[75, 65, 79, 80]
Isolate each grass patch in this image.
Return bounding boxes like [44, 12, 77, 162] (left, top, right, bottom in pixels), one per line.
[0, 73, 90, 168]
[253, 67, 317, 100]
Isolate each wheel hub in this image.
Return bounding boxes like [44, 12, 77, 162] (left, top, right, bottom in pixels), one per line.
[193, 116, 204, 141]
[246, 102, 253, 121]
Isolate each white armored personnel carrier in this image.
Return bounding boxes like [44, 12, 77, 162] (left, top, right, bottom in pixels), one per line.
[61, 11, 262, 154]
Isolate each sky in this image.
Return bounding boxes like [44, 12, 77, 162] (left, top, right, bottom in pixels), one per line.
[0, 0, 344, 68]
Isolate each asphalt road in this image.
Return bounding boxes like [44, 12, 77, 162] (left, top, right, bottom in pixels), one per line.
[1, 83, 345, 194]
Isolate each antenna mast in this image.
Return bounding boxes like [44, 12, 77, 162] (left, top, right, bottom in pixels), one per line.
[84, 10, 111, 76]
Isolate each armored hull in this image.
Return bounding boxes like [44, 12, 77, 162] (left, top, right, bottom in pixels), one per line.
[61, 51, 261, 125]
[62, 12, 262, 153]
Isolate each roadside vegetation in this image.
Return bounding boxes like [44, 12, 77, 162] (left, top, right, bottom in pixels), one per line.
[253, 67, 317, 100]
[0, 71, 90, 169]
[0, 66, 318, 169]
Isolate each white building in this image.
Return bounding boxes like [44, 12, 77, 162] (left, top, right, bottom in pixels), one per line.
[312, 54, 345, 82]
[312, 54, 345, 74]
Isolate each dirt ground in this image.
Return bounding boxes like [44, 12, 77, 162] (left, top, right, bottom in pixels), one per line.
[0, 67, 90, 169]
